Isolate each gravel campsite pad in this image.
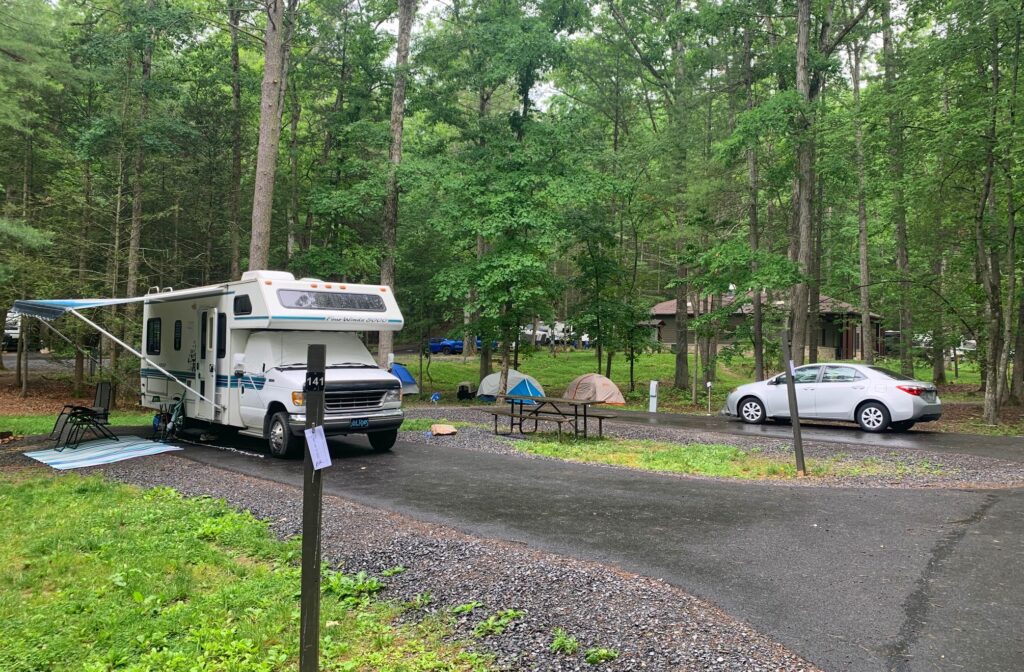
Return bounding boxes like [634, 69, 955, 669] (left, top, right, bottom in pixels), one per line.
[404, 407, 1024, 489]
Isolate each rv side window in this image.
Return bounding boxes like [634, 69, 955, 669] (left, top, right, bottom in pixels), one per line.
[217, 313, 227, 358]
[146, 318, 161, 355]
[173, 320, 182, 351]
[233, 295, 252, 316]
[277, 289, 386, 312]
[200, 312, 207, 360]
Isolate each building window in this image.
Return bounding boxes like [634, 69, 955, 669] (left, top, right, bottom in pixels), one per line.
[146, 318, 161, 355]
[234, 295, 253, 316]
[173, 320, 182, 351]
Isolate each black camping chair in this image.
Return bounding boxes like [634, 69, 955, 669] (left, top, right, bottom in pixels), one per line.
[51, 381, 117, 451]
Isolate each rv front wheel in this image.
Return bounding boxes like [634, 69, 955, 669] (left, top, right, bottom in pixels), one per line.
[267, 411, 301, 459]
[368, 429, 398, 452]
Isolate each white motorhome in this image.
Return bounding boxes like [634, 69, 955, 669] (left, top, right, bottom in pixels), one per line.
[136, 270, 405, 457]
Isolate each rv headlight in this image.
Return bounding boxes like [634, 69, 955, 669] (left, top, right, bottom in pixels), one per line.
[291, 391, 305, 407]
[383, 389, 401, 403]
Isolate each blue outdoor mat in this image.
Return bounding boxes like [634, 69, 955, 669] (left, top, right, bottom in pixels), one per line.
[24, 435, 182, 470]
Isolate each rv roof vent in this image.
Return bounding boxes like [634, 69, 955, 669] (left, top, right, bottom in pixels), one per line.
[241, 270, 295, 282]
[298, 277, 323, 283]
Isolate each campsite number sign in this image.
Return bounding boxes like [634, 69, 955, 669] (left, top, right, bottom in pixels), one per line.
[304, 372, 325, 392]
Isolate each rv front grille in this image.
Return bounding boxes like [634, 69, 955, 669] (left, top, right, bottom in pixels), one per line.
[324, 390, 386, 414]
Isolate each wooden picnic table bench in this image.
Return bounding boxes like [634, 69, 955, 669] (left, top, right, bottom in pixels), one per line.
[481, 395, 617, 438]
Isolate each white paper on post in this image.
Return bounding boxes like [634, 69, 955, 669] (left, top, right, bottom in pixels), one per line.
[304, 425, 332, 470]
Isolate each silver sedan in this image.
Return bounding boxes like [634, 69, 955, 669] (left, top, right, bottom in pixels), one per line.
[723, 363, 942, 432]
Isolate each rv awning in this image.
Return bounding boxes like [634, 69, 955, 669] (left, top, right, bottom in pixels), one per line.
[13, 297, 148, 321]
[13, 286, 230, 321]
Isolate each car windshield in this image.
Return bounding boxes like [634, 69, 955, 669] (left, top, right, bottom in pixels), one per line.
[867, 366, 915, 381]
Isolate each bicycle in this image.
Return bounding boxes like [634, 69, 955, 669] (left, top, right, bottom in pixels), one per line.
[153, 396, 186, 443]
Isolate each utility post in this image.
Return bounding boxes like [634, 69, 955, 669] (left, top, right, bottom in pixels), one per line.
[779, 331, 807, 476]
[300, 344, 327, 671]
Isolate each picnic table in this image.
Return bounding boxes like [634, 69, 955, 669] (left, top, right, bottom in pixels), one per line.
[483, 394, 616, 438]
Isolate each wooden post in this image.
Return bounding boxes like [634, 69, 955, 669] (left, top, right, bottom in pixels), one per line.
[780, 331, 806, 476]
[300, 344, 326, 672]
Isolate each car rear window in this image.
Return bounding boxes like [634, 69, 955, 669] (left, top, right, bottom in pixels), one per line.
[867, 366, 915, 381]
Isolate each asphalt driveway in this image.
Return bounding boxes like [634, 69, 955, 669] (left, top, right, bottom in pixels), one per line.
[179, 437, 1024, 671]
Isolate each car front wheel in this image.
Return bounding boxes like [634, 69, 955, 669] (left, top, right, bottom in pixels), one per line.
[267, 411, 301, 459]
[856, 402, 891, 433]
[738, 397, 766, 424]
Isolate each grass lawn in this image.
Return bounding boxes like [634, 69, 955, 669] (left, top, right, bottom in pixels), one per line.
[516, 434, 944, 480]
[0, 474, 488, 672]
[0, 412, 154, 437]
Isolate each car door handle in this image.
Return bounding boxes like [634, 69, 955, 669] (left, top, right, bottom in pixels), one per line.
[852, 385, 865, 390]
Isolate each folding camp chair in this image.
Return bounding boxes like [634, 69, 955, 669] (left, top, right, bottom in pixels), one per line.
[51, 381, 117, 451]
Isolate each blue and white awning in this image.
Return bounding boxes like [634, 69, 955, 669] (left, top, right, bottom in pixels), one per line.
[12, 297, 147, 321]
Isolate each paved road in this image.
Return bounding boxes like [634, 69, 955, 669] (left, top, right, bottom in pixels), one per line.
[180, 436, 1024, 672]
[610, 409, 1024, 462]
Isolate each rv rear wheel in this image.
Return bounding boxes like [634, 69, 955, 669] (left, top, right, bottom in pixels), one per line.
[267, 411, 301, 459]
[368, 429, 398, 452]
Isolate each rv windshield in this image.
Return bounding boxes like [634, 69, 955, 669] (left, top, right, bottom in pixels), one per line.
[277, 289, 385, 312]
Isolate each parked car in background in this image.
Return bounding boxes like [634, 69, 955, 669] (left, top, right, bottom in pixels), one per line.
[428, 337, 464, 355]
[3, 313, 19, 352]
[723, 363, 942, 432]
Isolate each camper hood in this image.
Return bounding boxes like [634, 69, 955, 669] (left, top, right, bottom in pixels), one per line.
[271, 365, 400, 390]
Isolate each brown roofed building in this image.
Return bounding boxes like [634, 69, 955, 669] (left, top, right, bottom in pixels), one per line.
[648, 293, 883, 361]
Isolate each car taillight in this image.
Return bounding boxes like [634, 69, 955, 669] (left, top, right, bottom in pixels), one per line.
[896, 385, 926, 396]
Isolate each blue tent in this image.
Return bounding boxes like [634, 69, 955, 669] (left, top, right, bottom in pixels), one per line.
[507, 376, 544, 404]
[390, 363, 419, 395]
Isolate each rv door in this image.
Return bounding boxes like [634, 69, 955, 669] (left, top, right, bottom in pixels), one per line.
[195, 306, 219, 421]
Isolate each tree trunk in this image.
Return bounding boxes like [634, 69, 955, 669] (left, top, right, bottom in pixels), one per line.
[673, 236, 689, 388]
[790, 0, 813, 366]
[931, 257, 947, 384]
[126, 3, 154, 305]
[286, 85, 300, 261]
[249, 0, 298, 271]
[848, 44, 873, 364]
[229, 4, 243, 279]
[882, 0, 913, 376]
[378, 0, 416, 367]
[20, 319, 29, 399]
[744, 26, 764, 380]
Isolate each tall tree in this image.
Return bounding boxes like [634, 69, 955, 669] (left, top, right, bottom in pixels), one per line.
[378, 0, 417, 367]
[249, 0, 299, 270]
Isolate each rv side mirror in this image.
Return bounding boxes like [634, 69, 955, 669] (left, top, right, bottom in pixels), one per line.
[232, 354, 245, 376]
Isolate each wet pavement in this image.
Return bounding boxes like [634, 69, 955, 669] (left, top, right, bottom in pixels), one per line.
[179, 435, 1024, 672]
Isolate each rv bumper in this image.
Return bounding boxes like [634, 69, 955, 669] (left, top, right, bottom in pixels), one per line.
[287, 408, 404, 435]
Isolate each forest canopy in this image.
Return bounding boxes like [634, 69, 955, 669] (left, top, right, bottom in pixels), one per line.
[1, 0, 1022, 421]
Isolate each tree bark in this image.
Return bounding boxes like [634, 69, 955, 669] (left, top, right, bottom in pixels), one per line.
[126, 2, 154, 305]
[848, 43, 874, 364]
[378, 0, 416, 367]
[286, 84, 300, 261]
[882, 0, 913, 376]
[249, 0, 298, 271]
[229, 3, 243, 279]
[790, 0, 813, 366]
[744, 26, 764, 380]
[673, 246, 689, 388]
